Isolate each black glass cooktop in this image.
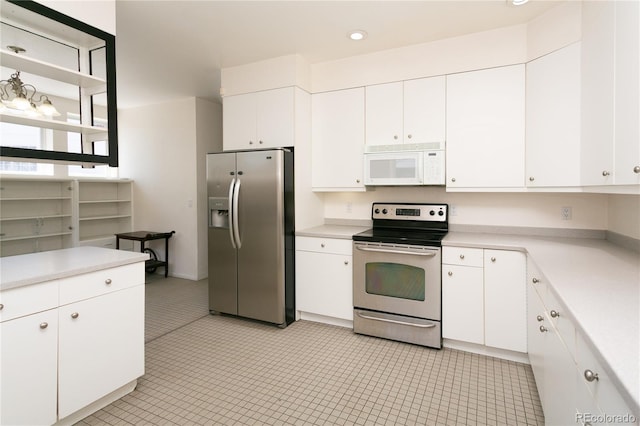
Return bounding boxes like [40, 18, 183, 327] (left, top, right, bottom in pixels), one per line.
[352, 228, 447, 247]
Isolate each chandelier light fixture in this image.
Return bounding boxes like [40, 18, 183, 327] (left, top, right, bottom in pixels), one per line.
[0, 45, 61, 117]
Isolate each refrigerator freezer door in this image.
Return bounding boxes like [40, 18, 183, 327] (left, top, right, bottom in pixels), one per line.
[236, 150, 286, 324]
[207, 153, 238, 315]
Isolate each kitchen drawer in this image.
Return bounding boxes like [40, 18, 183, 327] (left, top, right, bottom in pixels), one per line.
[442, 246, 484, 267]
[545, 287, 576, 361]
[527, 257, 547, 301]
[0, 281, 58, 322]
[296, 236, 352, 255]
[59, 262, 144, 305]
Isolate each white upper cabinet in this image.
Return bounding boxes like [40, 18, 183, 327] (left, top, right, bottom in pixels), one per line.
[311, 88, 365, 191]
[526, 43, 582, 188]
[365, 76, 445, 146]
[581, 1, 640, 186]
[223, 87, 295, 151]
[446, 65, 525, 189]
[613, 0, 640, 185]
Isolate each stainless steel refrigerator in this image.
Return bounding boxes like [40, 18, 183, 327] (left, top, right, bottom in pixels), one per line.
[207, 148, 295, 327]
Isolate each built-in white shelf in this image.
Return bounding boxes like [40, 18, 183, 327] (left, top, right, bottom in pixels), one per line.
[0, 111, 108, 138]
[0, 49, 106, 91]
[79, 215, 130, 221]
[0, 231, 72, 242]
[0, 214, 72, 222]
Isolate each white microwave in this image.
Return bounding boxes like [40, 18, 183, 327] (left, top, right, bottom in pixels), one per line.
[363, 144, 445, 186]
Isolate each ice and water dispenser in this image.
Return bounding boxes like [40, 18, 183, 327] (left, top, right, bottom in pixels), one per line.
[208, 197, 230, 229]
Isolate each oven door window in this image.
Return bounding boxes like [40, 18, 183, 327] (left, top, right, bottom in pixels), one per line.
[365, 262, 425, 301]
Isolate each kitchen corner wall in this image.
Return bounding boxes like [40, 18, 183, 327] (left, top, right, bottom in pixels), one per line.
[118, 97, 222, 280]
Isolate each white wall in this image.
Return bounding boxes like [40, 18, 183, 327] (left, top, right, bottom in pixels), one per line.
[118, 97, 222, 280]
[607, 195, 640, 239]
[323, 187, 609, 232]
[36, 0, 116, 35]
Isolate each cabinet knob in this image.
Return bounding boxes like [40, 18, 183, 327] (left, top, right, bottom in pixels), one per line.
[536, 315, 544, 322]
[393, 135, 398, 140]
[320, 243, 325, 248]
[451, 178, 456, 183]
[447, 271, 453, 276]
[249, 141, 254, 145]
[602, 170, 610, 177]
[344, 260, 349, 265]
[584, 369, 599, 382]
[634, 166, 640, 174]
[550, 310, 560, 318]
[40, 322, 48, 329]
[459, 254, 465, 260]
[539, 325, 548, 333]
[0, 303, 3, 310]
[532, 277, 540, 284]
[529, 177, 535, 182]
[407, 134, 412, 139]
[259, 140, 263, 144]
[105, 278, 112, 285]
[490, 257, 496, 262]
[356, 179, 361, 184]
[71, 312, 79, 319]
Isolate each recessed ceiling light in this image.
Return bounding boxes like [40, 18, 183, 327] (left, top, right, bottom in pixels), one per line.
[348, 30, 367, 41]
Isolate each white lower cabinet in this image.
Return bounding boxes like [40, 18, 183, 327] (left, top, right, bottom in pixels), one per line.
[526, 257, 638, 425]
[442, 247, 526, 353]
[296, 236, 353, 321]
[0, 309, 58, 426]
[0, 260, 145, 425]
[58, 285, 144, 419]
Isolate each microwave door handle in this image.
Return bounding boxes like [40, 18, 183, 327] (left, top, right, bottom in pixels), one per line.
[355, 246, 437, 257]
[232, 177, 242, 249]
[227, 178, 237, 249]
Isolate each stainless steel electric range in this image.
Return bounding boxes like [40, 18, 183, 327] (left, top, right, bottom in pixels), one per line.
[352, 202, 448, 349]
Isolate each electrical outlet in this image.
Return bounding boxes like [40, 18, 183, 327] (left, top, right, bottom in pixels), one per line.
[346, 202, 353, 214]
[450, 205, 458, 216]
[561, 206, 572, 220]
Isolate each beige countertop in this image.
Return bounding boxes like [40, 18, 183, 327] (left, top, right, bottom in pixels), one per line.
[296, 224, 370, 240]
[444, 232, 640, 414]
[0, 247, 149, 291]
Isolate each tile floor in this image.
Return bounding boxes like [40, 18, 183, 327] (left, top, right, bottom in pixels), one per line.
[77, 277, 544, 426]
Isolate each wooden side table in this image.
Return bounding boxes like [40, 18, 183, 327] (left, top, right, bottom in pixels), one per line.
[115, 231, 175, 277]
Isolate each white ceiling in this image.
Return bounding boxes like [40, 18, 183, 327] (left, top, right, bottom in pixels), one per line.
[115, 0, 563, 109]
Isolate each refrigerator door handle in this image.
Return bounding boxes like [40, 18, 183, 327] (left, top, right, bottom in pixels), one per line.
[228, 178, 237, 249]
[232, 177, 242, 248]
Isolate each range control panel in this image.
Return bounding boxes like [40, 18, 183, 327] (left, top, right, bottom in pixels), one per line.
[371, 203, 448, 222]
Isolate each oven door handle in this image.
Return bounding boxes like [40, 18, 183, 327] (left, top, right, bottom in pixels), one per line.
[356, 312, 437, 328]
[355, 245, 437, 257]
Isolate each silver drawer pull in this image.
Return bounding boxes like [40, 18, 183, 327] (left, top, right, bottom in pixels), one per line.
[357, 312, 436, 329]
[536, 315, 544, 322]
[584, 369, 599, 382]
[40, 322, 48, 329]
[550, 310, 560, 318]
[539, 325, 548, 333]
[532, 277, 540, 283]
[71, 312, 79, 319]
[0, 303, 3, 310]
[105, 278, 112, 285]
[459, 254, 465, 259]
[356, 246, 437, 257]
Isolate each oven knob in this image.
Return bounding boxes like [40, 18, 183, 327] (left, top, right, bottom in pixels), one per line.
[429, 210, 435, 216]
[438, 210, 444, 216]
[382, 209, 388, 214]
[374, 208, 380, 214]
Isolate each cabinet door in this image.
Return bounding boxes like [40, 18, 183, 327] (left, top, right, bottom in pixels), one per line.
[484, 250, 526, 353]
[446, 65, 525, 188]
[311, 88, 365, 191]
[581, 1, 615, 185]
[614, 0, 640, 185]
[365, 82, 403, 146]
[403, 76, 446, 144]
[223, 92, 256, 151]
[543, 319, 578, 426]
[296, 250, 353, 320]
[527, 280, 547, 409]
[58, 285, 144, 419]
[526, 43, 582, 187]
[442, 264, 484, 344]
[256, 87, 295, 148]
[0, 310, 58, 426]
